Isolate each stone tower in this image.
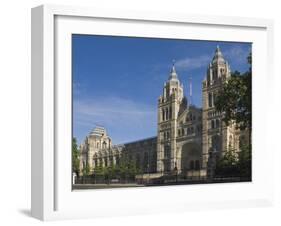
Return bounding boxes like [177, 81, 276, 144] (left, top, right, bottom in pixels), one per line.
[157, 63, 184, 174]
[202, 46, 233, 174]
[79, 126, 112, 173]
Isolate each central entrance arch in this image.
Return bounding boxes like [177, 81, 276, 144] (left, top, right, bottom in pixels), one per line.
[180, 142, 201, 174]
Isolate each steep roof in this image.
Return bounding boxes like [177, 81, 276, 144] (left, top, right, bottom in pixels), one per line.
[89, 126, 107, 137]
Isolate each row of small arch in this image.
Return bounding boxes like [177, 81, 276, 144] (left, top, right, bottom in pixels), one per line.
[92, 149, 122, 158]
[162, 106, 172, 121]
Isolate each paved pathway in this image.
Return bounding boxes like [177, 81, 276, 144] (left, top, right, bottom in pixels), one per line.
[73, 183, 144, 190]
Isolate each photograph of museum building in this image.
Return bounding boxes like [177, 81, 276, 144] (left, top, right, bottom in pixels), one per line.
[75, 45, 251, 188]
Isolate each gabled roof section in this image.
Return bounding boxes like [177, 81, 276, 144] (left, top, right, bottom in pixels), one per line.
[177, 105, 202, 123]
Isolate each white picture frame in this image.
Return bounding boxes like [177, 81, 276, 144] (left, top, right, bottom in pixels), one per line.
[31, 4, 274, 221]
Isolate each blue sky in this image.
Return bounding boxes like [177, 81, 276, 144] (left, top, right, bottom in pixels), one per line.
[72, 34, 251, 145]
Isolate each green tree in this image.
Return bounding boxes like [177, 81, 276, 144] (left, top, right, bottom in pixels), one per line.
[72, 137, 80, 176]
[215, 145, 252, 179]
[238, 144, 252, 178]
[94, 165, 104, 176]
[215, 149, 239, 177]
[119, 159, 128, 181]
[91, 155, 142, 183]
[127, 159, 138, 179]
[214, 53, 252, 179]
[82, 163, 90, 176]
[215, 52, 252, 142]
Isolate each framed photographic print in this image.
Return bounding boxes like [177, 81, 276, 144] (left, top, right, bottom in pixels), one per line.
[31, 4, 274, 221]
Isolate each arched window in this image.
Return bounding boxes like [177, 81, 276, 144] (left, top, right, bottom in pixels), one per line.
[152, 151, 157, 171]
[213, 71, 217, 80]
[239, 135, 246, 148]
[182, 128, 185, 136]
[115, 155, 120, 166]
[190, 160, 195, 170]
[169, 106, 172, 119]
[213, 93, 217, 105]
[195, 160, 200, 170]
[136, 154, 141, 169]
[144, 152, 149, 172]
[213, 69, 217, 78]
[164, 145, 171, 159]
[211, 120, 215, 129]
[212, 135, 221, 152]
[102, 141, 107, 149]
[178, 129, 181, 136]
[208, 93, 213, 107]
[109, 156, 113, 166]
[165, 108, 169, 121]
[229, 135, 233, 148]
[216, 119, 220, 128]
[163, 145, 171, 172]
[162, 109, 165, 121]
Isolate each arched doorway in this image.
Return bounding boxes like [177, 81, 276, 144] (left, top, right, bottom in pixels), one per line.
[181, 142, 201, 174]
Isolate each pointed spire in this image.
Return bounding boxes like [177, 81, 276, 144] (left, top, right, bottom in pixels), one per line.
[172, 59, 176, 70]
[216, 45, 220, 51]
[169, 60, 178, 80]
[215, 45, 222, 57]
[212, 45, 225, 65]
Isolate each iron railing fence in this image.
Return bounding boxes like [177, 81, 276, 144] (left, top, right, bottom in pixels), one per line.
[75, 174, 251, 186]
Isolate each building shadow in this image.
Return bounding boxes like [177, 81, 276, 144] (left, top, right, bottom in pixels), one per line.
[18, 209, 31, 217]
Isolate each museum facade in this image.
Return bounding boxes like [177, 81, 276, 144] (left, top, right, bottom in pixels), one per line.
[79, 46, 249, 177]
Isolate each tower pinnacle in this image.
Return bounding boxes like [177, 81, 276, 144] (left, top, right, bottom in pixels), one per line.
[212, 45, 225, 65]
[169, 60, 178, 80]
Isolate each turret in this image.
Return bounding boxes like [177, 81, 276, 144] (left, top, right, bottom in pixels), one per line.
[157, 62, 185, 173]
[202, 46, 232, 176]
[206, 45, 231, 86]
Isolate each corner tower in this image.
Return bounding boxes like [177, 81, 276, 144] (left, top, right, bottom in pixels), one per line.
[79, 126, 112, 174]
[201, 46, 232, 174]
[157, 63, 184, 174]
